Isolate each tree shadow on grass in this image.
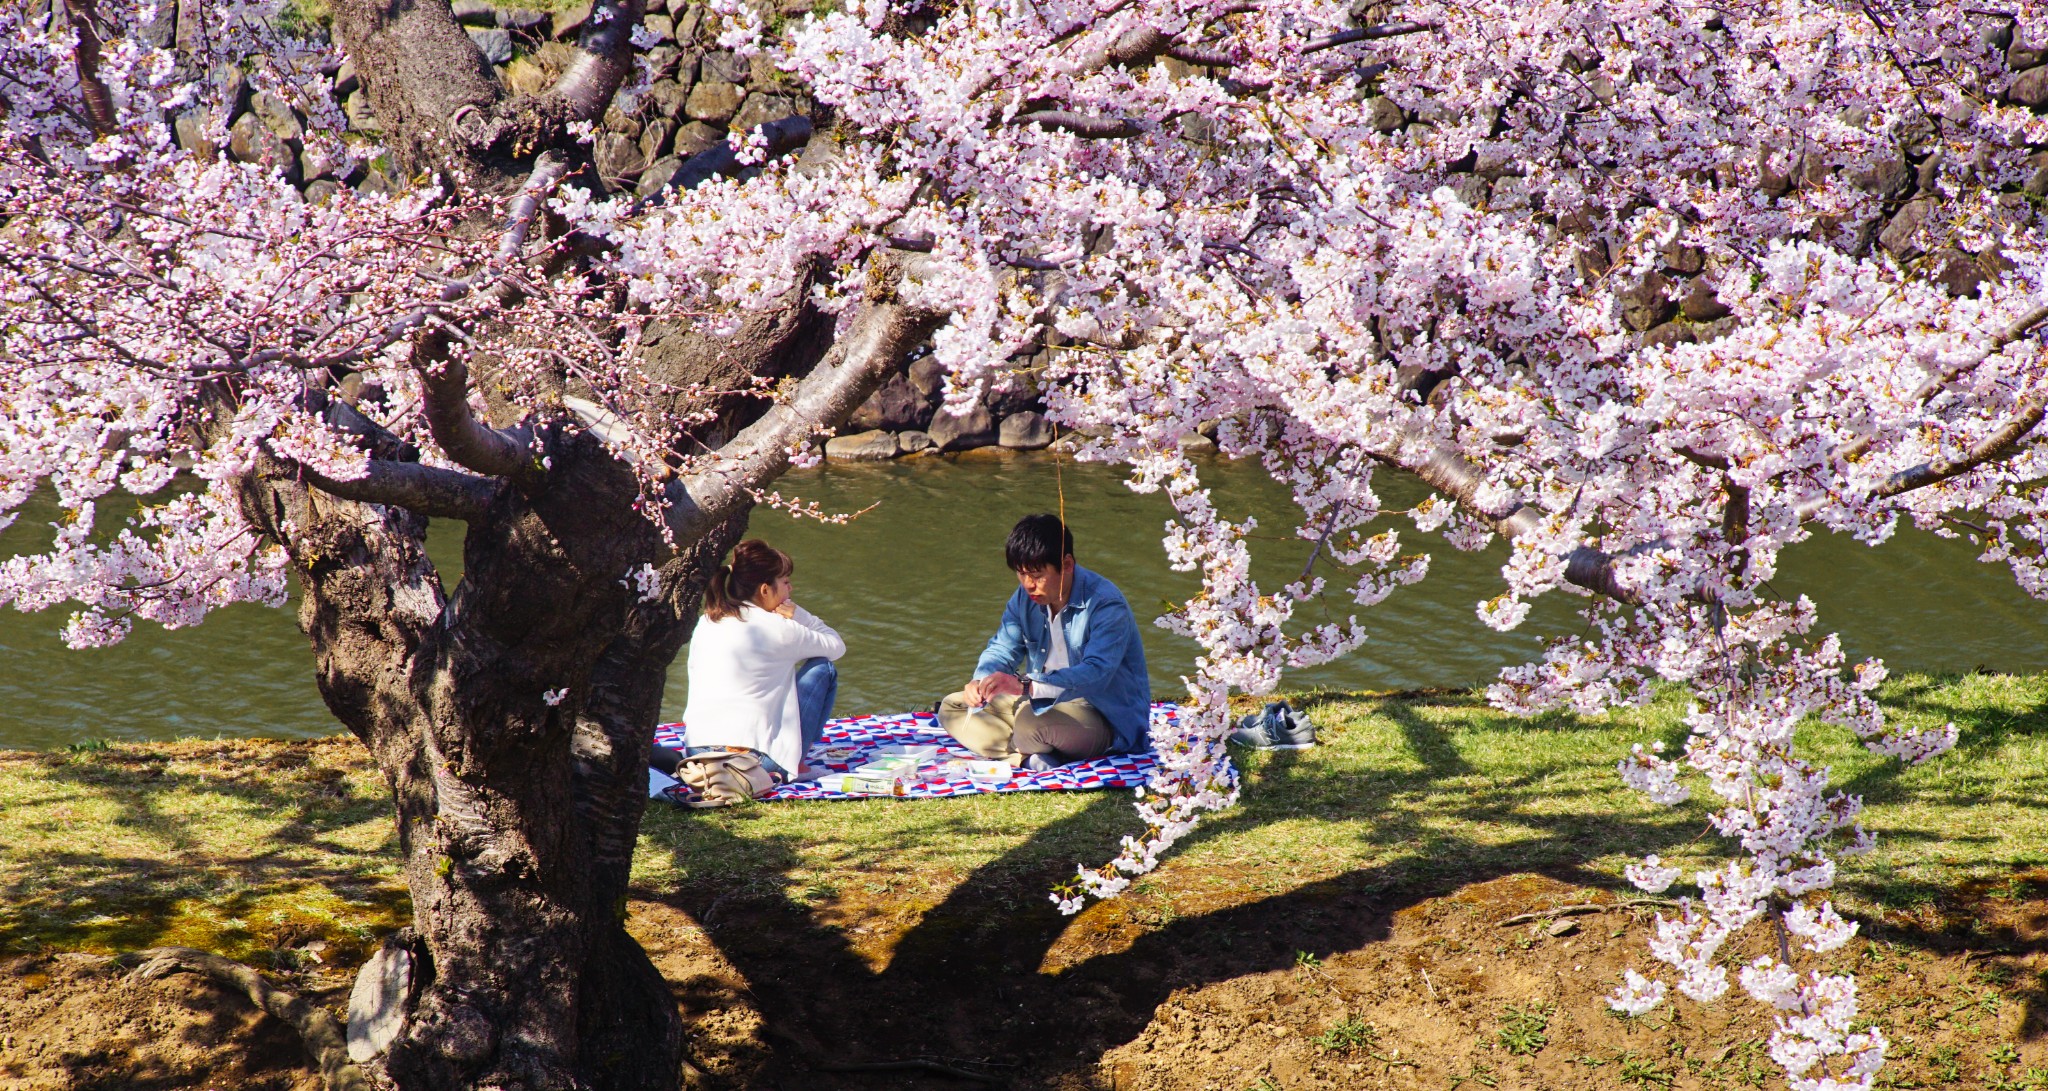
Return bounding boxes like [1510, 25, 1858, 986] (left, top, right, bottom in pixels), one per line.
[0, 741, 404, 964]
[638, 697, 1705, 1087]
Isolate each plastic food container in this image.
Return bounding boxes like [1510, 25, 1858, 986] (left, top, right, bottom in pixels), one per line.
[856, 756, 923, 776]
[840, 771, 906, 796]
[872, 744, 941, 760]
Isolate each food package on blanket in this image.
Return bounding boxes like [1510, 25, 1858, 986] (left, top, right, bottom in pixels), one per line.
[835, 770, 908, 796]
[854, 755, 925, 778]
[941, 759, 1015, 788]
[871, 744, 941, 761]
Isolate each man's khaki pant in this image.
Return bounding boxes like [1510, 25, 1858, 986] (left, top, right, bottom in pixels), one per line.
[938, 691, 1111, 765]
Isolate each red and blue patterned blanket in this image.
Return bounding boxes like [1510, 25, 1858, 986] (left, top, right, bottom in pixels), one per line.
[652, 703, 1218, 802]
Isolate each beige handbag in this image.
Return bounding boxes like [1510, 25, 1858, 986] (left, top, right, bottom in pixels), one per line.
[676, 750, 776, 808]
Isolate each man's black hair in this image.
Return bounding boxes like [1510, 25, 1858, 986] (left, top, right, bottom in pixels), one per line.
[1005, 513, 1074, 571]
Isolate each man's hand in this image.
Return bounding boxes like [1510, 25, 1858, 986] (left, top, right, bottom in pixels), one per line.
[968, 672, 1023, 706]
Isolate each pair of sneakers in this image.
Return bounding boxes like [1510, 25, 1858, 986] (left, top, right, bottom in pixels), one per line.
[1227, 701, 1317, 750]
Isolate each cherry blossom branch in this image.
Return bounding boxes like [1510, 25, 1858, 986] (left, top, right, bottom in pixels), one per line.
[1871, 385, 2048, 500]
[662, 296, 937, 542]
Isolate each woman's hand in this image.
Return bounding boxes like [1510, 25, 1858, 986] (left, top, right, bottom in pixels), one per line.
[773, 599, 796, 619]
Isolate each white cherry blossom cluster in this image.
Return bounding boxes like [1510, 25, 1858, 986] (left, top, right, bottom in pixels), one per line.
[6, 2, 2048, 1086]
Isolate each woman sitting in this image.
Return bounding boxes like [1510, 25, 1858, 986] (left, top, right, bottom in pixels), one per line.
[656, 539, 843, 794]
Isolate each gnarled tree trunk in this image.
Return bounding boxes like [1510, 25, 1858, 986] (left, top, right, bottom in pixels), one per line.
[246, 427, 746, 1090]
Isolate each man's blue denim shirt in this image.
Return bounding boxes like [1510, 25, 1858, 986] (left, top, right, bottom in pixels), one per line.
[973, 565, 1152, 754]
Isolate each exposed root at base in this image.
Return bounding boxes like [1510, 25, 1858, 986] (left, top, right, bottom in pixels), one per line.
[114, 946, 370, 1091]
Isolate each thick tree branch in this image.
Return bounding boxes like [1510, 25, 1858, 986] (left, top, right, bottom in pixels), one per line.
[304, 460, 499, 520]
[641, 115, 814, 200]
[414, 340, 535, 479]
[664, 298, 938, 542]
[1303, 20, 1440, 54]
[1013, 110, 1143, 138]
[1870, 385, 2048, 500]
[1396, 440, 1643, 602]
[450, 0, 646, 155]
[67, 0, 118, 135]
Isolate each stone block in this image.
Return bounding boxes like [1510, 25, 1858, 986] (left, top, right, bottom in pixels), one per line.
[300, 143, 342, 182]
[229, 111, 300, 182]
[497, 7, 549, 31]
[304, 179, 343, 206]
[2010, 65, 2048, 107]
[928, 405, 996, 451]
[701, 50, 750, 83]
[999, 411, 1054, 450]
[595, 131, 647, 183]
[671, 120, 723, 159]
[249, 91, 302, 144]
[450, 0, 496, 24]
[1640, 321, 1696, 350]
[1879, 197, 1932, 257]
[1678, 277, 1730, 321]
[640, 118, 675, 162]
[907, 356, 945, 398]
[1177, 432, 1217, 455]
[1932, 249, 1987, 298]
[347, 944, 413, 1063]
[643, 14, 674, 41]
[730, 92, 803, 133]
[1658, 240, 1704, 275]
[685, 80, 745, 124]
[552, 1, 593, 38]
[1617, 272, 1676, 332]
[1848, 152, 1911, 200]
[1365, 95, 1405, 133]
[173, 111, 220, 159]
[2013, 42, 2048, 74]
[603, 104, 642, 140]
[847, 374, 933, 432]
[985, 376, 1043, 417]
[468, 27, 515, 65]
[825, 430, 900, 462]
[332, 61, 359, 100]
[636, 156, 681, 198]
[898, 430, 934, 454]
[649, 77, 689, 120]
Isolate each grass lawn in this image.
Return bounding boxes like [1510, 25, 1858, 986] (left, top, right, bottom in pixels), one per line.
[3, 673, 2042, 963]
[632, 673, 2048, 930]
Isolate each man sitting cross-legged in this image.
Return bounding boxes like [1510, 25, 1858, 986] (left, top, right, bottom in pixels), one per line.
[939, 514, 1152, 770]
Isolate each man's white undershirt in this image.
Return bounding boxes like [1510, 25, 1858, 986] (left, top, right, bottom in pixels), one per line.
[1031, 604, 1069, 701]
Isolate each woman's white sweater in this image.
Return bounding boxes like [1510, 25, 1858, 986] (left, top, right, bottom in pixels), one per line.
[681, 603, 845, 774]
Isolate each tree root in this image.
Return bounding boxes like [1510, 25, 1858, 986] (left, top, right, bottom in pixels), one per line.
[1495, 898, 1675, 927]
[114, 946, 371, 1091]
[812, 1058, 1007, 1083]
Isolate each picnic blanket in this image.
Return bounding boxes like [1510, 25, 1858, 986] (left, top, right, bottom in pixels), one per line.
[651, 703, 1224, 802]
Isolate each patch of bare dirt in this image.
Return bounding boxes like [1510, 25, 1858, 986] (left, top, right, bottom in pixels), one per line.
[7, 874, 2048, 1090]
[0, 952, 324, 1091]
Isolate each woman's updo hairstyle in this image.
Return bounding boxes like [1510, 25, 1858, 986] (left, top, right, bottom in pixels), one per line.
[702, 539, 793, 621]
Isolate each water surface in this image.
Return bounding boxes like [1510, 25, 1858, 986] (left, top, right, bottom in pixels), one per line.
[3, 454, 2043, 750]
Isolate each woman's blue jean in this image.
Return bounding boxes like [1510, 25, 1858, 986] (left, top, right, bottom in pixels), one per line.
[667, 657, 838, 781]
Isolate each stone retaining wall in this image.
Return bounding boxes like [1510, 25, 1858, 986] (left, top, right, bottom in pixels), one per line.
[181, 4, 2048, 462]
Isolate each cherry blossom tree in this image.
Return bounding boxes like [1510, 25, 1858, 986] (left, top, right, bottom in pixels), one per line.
[4, 0, 2046, 1087]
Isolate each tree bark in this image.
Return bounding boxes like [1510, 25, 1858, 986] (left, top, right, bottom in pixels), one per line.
[244, 424, 747, 1091]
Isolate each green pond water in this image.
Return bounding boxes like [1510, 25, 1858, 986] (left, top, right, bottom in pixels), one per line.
[3, 454, 2044, 751]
